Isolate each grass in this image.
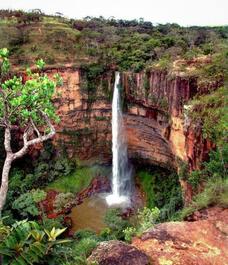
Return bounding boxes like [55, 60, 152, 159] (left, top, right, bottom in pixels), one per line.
[138, 171, 156, 208]
[181, 178, 228, 219]
[47, 165, 111, 194]
[137, 168, 183, 221]
[0, 17, 82, 67]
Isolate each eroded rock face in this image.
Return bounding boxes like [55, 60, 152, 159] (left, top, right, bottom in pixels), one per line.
[122, 70, 221, 171]
[123, 70, 198, 117]
[88, 240, 150, 265]
[43, 67, 221, 180]
[48, 68, 112, 163]
[132, 207, 228, 265]
[46, 68, 177, 168]
[125, 114, 174, 168]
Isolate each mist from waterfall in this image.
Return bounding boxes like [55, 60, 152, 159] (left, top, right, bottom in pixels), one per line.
[106, 72, 132, 206]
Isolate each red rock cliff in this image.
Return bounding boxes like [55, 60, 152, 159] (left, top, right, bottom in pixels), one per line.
[46, 67, 221, 181]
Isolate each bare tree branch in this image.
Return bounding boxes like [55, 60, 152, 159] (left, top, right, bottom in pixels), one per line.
[30, 118, 41, 137]
[13, 113, 55, 160]
[0, 118, 6, 127]
[4, 127, 12, 154]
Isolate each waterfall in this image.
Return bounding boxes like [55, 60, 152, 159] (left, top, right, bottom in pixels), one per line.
[106, 72, 132, 206]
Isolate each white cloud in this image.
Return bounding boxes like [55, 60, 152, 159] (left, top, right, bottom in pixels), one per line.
[0, 0, 227, 26]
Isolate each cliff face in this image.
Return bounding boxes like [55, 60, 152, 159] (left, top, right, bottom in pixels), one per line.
[48, 67, 220, 175]
[49, 68, 112, 163]
[49, 68, 176, 168]
[122, 70, 220, 170]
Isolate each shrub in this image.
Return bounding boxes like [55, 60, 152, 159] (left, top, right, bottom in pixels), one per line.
[73, 229, 97, 240]
[137, 207, 160, 234]
[123, 227, 137, 242]
[0, 219, 68, 265]
[154, 55, 171, 70]
[73, 237, 98, 258]
[99, 227, 115, 241]
[104, 208, 130, 240]
[138, 168, 183, 221]
[53, 192, 74, 212]
[41, 215, 65, 231]
[123, 207, 160, 242]
[187, 144, 228, 191]
[189, 87, 227, 144]
[12, 189, 46, 218]
[181, 178, 228, 219]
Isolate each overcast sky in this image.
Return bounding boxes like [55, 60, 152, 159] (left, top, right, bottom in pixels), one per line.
[0, 0, 227, 26]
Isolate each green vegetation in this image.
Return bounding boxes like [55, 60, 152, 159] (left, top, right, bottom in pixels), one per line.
[137, 167, 183, 221]
[188, 87, 227, 144]
[53, 192, 74, 212]
[179, 85, 228, 218]
[0, 142, 75, 228]
[12, 189, 46, 218]
[48, 165, 110, 193]
[0, 48, 63, 214]
[181, 178, 228, 219]
[104, 208, 130, 240]
[188, 146, 228, 190]
[0, 9, 227, 264]
[123, 207, 160, 242]
[0, 10, 227, 74]
[0, 219, 68, 265]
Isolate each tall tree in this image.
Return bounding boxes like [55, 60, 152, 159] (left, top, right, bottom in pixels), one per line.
[0, 48, 60, 213]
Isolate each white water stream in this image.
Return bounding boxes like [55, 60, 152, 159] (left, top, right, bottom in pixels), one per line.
[106, 72, 132, 206]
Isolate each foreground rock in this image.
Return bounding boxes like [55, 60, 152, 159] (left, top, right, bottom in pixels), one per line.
[88, 240, 150, 265]
[132, 207, 228, 265]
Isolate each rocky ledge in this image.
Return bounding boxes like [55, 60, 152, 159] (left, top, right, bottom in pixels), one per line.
[88, 207, 228, 265]
[87, 240, 150, 265]
[133, 207, 228, 265]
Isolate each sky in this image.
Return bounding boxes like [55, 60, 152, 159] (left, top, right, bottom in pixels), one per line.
[0, 0, 227, 26]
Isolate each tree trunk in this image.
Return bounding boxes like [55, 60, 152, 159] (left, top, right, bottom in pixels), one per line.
[0, 154, 12, 213]
[0, 116, 55, 214]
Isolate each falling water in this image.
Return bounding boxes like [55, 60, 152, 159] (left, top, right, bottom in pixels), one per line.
[106, 72, 132, 206]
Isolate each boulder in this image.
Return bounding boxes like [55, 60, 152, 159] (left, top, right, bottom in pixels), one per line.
[88, 240, 150, 265]
[132, 207, 228, 265]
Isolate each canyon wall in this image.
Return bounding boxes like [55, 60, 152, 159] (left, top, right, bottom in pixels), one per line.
[47, 67, 220, 174]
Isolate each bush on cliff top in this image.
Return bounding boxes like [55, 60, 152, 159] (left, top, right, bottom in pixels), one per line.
[181, 177, 228, 219]
[1, 10, 228, 73]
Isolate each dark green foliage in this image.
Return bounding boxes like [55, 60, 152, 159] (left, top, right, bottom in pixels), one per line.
[181, 178, 228, 219]
[189, 87, 227, 144]
[0, 219, 68, 265]
[73, 229, 97, 240]
[41, 215, 65, 231]
[104, 208, 130, 240]
[12, 189, 46, 218]
[46, 229, 99, 265]
[81, 63, 109, 104]
[177, 159, 189, 180]
[138, 166, 183, 221]
[3, 141, 75, 220]
[188, 144, 228, 190]
[0, 128, 4, 170]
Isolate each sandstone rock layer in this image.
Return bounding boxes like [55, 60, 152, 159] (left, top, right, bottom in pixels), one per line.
[132, 207, 228, 265]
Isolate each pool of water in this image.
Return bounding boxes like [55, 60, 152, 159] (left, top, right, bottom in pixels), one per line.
[69, 187, 145, 234]
[69, 195, 109, 233]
